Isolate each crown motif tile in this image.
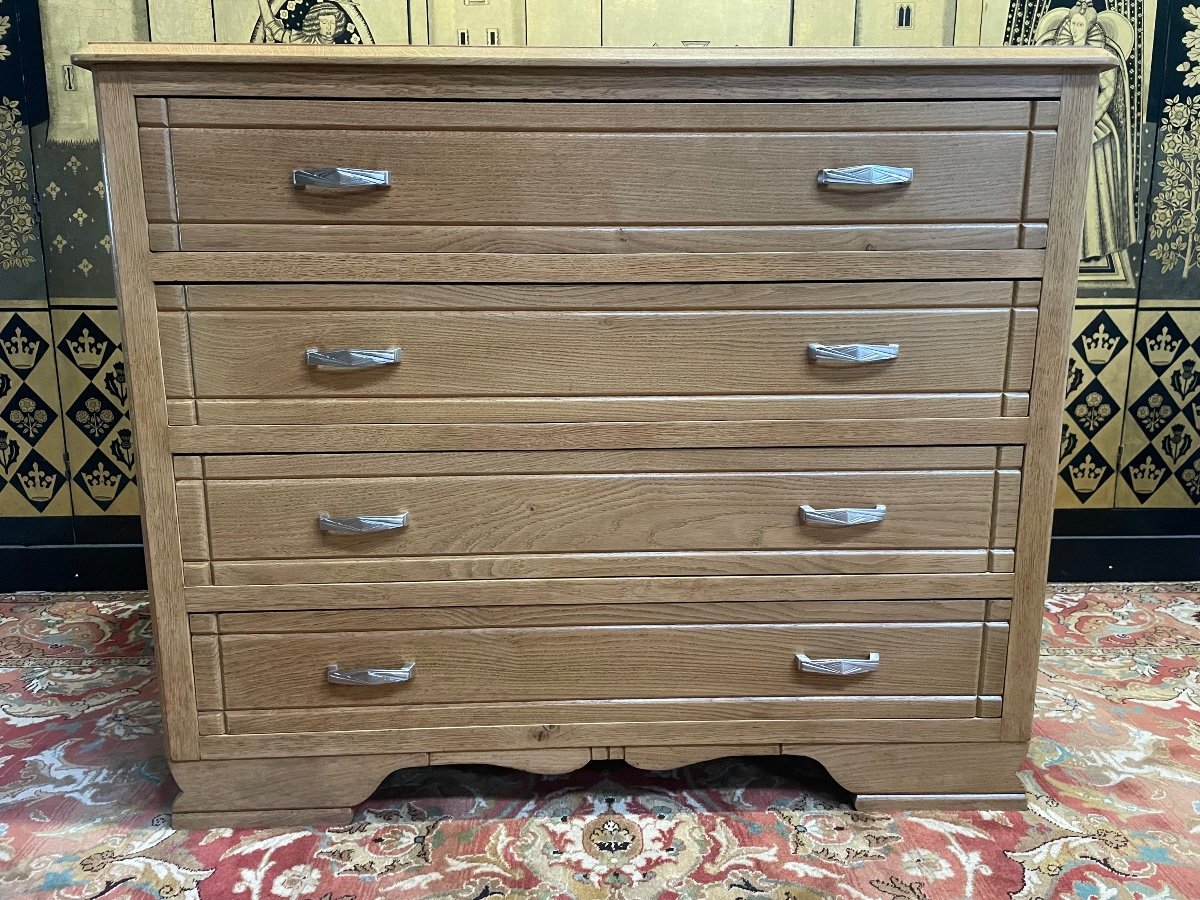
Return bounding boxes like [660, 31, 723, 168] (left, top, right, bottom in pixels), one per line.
[72, 448, 130, 510]
[58, 313, 116, 374]
[12, 450, 64, 512]
[0, 315, 48, 372]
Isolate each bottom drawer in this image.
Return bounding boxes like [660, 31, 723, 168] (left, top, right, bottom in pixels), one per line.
[208, 619, 986, 710]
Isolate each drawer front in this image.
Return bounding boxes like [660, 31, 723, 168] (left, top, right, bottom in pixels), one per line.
[215, 621, 986, 709]
[197, 453, 1005, 560]
[181, 308, 1018, 400]
[154, 100, 1050, 235]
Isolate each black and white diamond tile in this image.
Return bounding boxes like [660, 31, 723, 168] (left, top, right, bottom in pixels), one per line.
[0, 312, 70, 517]
[51, 308, 138, 515]
[1118, 309, 1200, 507]
[1057, 307, 1135, 508]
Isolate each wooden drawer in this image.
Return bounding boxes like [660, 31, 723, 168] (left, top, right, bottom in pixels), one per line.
[166, 307, 1034, 426]
[146, 99, 1054, 248]
[178, 447, 1017, 578]
[210, 619, 987, 709]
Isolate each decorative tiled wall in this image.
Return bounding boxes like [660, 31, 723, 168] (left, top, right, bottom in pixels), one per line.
[0, 311, 71, 518]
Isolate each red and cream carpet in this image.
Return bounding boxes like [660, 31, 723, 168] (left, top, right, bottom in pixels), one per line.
[2, 584, 1199, 899]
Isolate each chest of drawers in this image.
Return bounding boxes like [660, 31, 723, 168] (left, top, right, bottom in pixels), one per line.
[77, 43, 1111, 828]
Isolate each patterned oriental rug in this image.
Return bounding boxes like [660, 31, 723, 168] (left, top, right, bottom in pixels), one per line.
[2, 585, 1200, 899]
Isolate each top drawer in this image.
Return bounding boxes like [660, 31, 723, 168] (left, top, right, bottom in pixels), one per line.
[142, 99, 1056, 251]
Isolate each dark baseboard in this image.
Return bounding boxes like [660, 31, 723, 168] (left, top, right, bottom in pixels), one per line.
[3, 511, 1198, 592]
[0, 545, 148, 592]
[1, 516, 147, 592]
[1049, 509, 1200, 582]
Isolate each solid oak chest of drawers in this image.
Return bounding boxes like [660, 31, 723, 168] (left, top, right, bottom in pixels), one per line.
[77, 43, 1111, 828]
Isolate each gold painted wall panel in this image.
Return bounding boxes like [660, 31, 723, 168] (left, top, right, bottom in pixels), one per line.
[527, 0, 601, 47]
[602, 0, 792, 47]
[37, 0, 148, 143]
[427, 0, 525, 47]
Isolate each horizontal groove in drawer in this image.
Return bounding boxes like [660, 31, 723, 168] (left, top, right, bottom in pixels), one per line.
[165, 99, 1044, 132]
[187, 394, 1007, 425]
[147, 250, 1048, 284]
[176, 223, 1033, 254]
[167, 418, 1032, 455]
[217, 622, 986, 708]
[181, 309, 1017, 398]
[214, 598, 994, 632]
[207, 550, 992, 586]
[166, 128, 1042, 228]
[200, 447, 1008, 478]
[184, 573, 1016, 613]
[225, 696, 984, 735]
[178, 281, 1026, 312]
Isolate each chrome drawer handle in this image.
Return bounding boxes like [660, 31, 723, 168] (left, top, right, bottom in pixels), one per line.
[808, 343, 899, 364]
[817, 165, 913, 187]
[306, 348, 402, 369]
[796, 652, 880, 676]
[799, 504, 886, 527]
[327, 663, 414, 685]
[293, 167, 390, 189]
[319, 513, 410, 534]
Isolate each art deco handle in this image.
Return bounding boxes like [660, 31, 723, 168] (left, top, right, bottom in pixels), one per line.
[327, 663, 414, 685]
[796, 652, 880, 676]
[293, 167, 390, 189]
[817, 165, 913, 187]
[318, 513, 410, 534]
[799, 504, 887, 527]
[306, 348, 402, 369]
[807, 343, 900, 364]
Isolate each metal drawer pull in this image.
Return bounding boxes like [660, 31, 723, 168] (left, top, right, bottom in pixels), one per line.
[817, 165, 913, 187]
[807, 343, 899, 364]
[293, 167, 390, 189]
[799, 504, 886, 527]
[327, 663, 414, 686]
[306, 348, 402, 369]
[319, 513, 410, 534]
[796, 652, 880, 676]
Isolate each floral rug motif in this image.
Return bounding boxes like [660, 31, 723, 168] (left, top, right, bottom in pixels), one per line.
[2, 586, 1200, 899]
